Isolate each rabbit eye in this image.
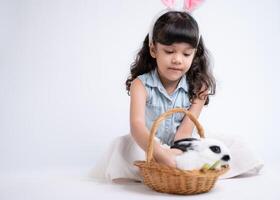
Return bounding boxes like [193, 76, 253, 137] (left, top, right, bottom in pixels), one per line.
[209, 145, 221, 153]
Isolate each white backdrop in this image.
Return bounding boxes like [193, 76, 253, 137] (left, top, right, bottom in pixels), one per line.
[0, 0, 279, 174]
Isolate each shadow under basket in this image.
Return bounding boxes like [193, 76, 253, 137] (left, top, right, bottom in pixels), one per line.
[134, 108, 229, 195]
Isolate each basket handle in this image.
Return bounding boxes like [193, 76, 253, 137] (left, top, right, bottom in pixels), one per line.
[146, 108, 205, 164]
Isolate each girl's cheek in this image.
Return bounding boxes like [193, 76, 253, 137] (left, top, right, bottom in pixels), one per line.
[161, 56, 171, 63]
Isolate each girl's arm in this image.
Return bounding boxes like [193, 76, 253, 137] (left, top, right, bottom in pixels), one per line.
[174, 92, 208, 141]
[130, 78, 179, 167]
[129, 78, 153, 151]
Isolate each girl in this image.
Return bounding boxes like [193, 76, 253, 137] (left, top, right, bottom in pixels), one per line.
[90, 5, 263, 182]
[126, 11, 214, 168]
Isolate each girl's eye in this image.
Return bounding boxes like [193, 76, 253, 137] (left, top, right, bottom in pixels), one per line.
[164, 50, 173, 54]
[184, 54, 191, 57]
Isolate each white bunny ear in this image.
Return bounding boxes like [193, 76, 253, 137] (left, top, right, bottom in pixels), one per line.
[161, 0, 176, 8]
[161, 0, 205, 12]
[184, 0, 204, 12]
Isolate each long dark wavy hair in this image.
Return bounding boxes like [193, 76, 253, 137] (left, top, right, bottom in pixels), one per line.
[125, 11, 216, 105]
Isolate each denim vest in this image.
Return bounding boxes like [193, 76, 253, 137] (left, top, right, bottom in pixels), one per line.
[137, 69, 191, 145]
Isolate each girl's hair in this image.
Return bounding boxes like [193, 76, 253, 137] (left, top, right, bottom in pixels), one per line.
[125, 11, 216, 105]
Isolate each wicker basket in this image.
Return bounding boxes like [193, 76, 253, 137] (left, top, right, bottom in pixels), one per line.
[134, 108, 229, 195]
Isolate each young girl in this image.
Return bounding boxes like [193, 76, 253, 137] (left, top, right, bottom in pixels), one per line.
[90, 3, 263, 182]
[126, 10, 214, 169]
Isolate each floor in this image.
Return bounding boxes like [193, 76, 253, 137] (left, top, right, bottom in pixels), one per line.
[0, 164, 279, 200]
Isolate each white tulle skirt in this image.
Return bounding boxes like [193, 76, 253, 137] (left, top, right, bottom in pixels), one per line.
[89, 131, 264, 182]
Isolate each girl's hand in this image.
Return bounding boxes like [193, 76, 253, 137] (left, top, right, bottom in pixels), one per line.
[170, 148, 184, 156]
[154, 147, 183, 168]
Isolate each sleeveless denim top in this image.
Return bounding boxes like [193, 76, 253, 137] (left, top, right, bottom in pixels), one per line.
[137, 69, 192, 145]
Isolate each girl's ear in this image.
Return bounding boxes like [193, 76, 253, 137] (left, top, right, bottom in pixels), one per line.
[149, 43, 157, 58]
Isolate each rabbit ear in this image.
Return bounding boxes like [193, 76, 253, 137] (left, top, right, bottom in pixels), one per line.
[173, 137, 198, 145]
[184, 0, 204, 12]
[171, 139, 200, 152]
[171, 143, 192, 152]
[161, 0, 176, 8]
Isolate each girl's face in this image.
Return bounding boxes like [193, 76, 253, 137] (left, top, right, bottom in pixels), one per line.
[150, 42, 196, 86]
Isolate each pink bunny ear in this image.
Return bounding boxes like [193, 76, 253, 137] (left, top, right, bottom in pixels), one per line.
[161, 0, 176, 8]
[184, 0, 204, 12]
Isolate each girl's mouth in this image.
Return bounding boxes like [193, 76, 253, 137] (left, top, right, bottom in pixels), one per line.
[168, 67, 183, 72]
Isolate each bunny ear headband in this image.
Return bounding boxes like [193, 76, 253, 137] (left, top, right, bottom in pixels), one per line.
[148, 0, 204, 46]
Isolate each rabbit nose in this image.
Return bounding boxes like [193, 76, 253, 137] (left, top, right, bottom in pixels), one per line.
[221, 155, 230, 161]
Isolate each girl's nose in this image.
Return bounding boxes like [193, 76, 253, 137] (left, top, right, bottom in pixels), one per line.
[171, 54, 182, 64]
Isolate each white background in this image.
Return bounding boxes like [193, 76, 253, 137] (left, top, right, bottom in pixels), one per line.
[0, 0, 279, 175]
